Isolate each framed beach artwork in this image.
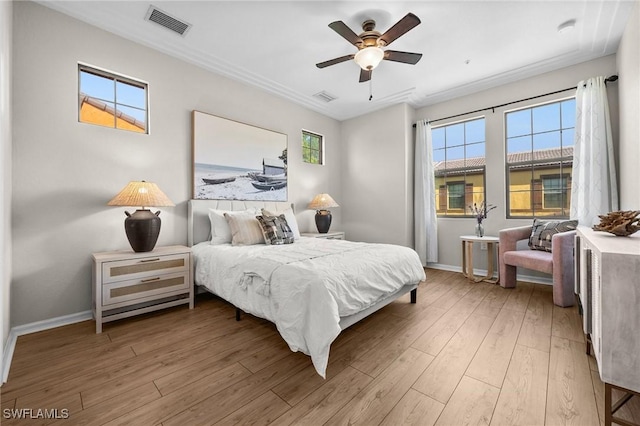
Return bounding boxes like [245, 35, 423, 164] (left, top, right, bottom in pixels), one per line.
[192, 111, 288, 201]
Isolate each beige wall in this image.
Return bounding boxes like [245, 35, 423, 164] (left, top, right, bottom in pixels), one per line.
[8, 1, 638, 329]
[617, 1, 640, 210]
[1, 0, 12, 359]
[11, 2, 342, 326]
[415, 55, 619, 273]
[341, 103, 414, 247]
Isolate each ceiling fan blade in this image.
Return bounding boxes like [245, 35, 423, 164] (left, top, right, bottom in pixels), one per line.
[384, 50, 423, 65]
[359, 68, 372, 83]
[328, 21, 363, 46]
[316, 54, 355, 69]
[378, 13, 421, 46]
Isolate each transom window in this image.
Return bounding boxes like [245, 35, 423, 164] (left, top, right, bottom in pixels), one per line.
[302, 130, 323, 164]
[505, 98, 575, 218]
[78, 64, 148, 134]
[433, 118, 486, 217]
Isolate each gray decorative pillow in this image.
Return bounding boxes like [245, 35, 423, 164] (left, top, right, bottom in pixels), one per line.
[528, 219, 578, 252]
[256, 214, 294, 245]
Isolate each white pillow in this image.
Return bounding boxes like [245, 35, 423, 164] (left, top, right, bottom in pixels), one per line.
[224, 210, 265, 246]
[262, 208, 301, 240]
[208, 208, 256, 245]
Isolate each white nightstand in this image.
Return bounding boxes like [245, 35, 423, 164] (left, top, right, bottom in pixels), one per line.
[91, 245, 193, 333]
[301, 231, 345, 240]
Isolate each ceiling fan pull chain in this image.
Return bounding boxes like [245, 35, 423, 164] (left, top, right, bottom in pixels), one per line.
[369, 78, 373, 101]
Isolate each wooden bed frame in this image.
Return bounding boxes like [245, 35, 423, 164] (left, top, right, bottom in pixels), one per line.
[187, 199, 418, 330]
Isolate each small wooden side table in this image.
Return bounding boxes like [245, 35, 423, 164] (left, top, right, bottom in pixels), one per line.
[460, 235, 500, 284]
[605, 382, 639, 426]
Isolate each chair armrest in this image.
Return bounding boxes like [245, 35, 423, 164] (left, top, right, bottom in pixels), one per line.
[499, 225, 533, 253]
[552, 230, 577, 306]
[551, 230, 576, 266]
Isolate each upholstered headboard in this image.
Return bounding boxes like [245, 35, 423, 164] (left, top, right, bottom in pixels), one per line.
[187, 199, 294, 246]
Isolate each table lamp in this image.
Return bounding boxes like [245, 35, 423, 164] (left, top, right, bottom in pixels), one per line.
[308, 193, 339, 233]
[108, 181, 175, 252]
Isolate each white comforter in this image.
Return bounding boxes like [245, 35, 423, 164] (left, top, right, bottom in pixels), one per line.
[192, 237, 425, 377]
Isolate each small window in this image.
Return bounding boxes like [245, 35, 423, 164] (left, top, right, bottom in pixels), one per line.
[78, 64, 148, 134]
[542, 174, 570, 209]
[433, 117, 486, 217]
[505, 98, 574, 218]
[302, 130, 323, 164]
[448, 182, 466, 209]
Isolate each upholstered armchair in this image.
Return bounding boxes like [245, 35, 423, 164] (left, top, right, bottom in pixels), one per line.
[499, 225, 576, 307]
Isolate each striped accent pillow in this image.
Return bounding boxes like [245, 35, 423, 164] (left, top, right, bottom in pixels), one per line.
[528, 219, 578, 252]
[208, 208, 257, 245]
[256, 214, 294, 245]
[224, 211, 265, 246]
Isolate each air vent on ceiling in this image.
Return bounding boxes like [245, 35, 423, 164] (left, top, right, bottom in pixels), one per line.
[145, 5, 191, 37]
[313, 91, 338, 103]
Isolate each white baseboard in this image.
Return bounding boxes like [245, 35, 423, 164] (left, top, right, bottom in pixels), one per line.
[2, 310, 92, 383]
[426, 262, 553, 285]
[2, 331, 17, 384]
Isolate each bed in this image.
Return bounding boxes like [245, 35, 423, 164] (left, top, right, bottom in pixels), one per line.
[188, 199, 426, 377]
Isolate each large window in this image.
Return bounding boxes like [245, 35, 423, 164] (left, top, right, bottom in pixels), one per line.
[78, 64, 148, 134]
[505, 98, 575, 218]
[302, 130, 323, 164]
[433, 118, 486, 217]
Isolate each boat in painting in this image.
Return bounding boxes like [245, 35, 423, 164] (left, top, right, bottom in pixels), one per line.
[202, 177, 236, 185]
[249, 173, 286, 183]
[251, 180, 287, 191]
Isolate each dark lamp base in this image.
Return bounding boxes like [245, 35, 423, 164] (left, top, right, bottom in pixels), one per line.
[124, 209, 161, 252]
[315, 210, 332, 234]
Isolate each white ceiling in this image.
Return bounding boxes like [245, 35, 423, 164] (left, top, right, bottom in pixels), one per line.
[38, 0, 635, 121]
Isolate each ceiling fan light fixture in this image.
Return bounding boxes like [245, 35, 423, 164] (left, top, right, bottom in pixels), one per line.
[354, 46, 384, 70]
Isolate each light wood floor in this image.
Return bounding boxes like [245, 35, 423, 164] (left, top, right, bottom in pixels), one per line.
[2, 269, 639, 425]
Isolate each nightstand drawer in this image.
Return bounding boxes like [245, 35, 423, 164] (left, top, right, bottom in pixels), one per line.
[102, 253, 189, 284]
[102, 271, 189, 306]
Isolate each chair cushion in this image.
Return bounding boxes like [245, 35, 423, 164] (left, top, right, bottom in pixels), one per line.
[528, 219, 578, 252]
[504, 250, 553, 274]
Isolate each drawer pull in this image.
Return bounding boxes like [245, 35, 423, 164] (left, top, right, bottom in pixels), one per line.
[139, 258, 161, 263]
[141, 277, 161, 283]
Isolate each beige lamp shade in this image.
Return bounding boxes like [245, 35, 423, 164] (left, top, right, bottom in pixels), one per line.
[108, 181, 175, 208]
[307, 193, 339, 210]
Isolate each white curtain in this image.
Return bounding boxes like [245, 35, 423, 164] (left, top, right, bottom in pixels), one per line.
[414, 120, 438, 265]
[570, 76, 619, 226]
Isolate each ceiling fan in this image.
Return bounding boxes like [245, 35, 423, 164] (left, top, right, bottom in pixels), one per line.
[316, 13, 423, 83]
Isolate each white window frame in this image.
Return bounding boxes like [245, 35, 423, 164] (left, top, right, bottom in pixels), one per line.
[432, 116, 486, 218]
[78, 63, 149, 134]
[504, 97, 575, 219]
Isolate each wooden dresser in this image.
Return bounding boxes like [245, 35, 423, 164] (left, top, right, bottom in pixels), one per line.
[575, 226, 640, 424]
[92, 245, 193, 333]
